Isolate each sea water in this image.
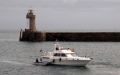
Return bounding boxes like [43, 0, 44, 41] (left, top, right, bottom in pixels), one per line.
[0, 30, 119, 75]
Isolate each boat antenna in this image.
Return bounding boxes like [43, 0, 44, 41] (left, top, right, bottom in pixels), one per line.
[56, 39, 58, 42]
[55, 39, 59, 44]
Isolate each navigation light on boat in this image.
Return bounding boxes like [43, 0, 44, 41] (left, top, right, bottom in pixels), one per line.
[71, 49, 75, 52]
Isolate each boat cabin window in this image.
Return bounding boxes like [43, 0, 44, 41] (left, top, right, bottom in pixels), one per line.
[54, 53, 60, 56]
[53, 53, 66, 57]
[61, 53, 66, 57]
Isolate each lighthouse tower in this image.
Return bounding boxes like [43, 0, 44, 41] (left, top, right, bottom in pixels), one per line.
[26, 8, 36, 31]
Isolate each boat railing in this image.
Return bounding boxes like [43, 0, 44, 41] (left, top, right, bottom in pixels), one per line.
[41, 52, 47, 56]
[42, 52, 53, 56]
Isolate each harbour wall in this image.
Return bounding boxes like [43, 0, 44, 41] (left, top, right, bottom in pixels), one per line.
[20, 30, 120, 42]
[46, 32, 120, 42]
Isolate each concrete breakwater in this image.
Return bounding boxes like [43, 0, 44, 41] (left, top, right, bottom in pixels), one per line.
[46, 32, 120, 42]
[20, 31, 120, 42]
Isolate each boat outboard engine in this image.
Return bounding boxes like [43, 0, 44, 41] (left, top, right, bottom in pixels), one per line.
[40, 58, 42, 62]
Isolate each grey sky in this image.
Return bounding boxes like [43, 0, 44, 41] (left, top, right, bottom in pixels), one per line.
[0, 0, 120, 31]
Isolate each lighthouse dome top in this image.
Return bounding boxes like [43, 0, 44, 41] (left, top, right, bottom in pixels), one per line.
[29, 7, 33, 10]
[28, 7, 33, 13]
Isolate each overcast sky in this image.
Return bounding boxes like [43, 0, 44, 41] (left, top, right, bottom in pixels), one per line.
[0, 0, 120, 31]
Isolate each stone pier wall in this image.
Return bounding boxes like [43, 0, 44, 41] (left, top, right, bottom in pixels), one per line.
[46, 32, 120, 42]
[20, 31, 120, 42]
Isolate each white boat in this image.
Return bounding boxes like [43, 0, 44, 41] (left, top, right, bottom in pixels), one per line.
[34, 42, 92, 66]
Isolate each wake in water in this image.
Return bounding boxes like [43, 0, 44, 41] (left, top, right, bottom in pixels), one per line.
[0, 60, 32, 66]
[89, 61, 120, 68]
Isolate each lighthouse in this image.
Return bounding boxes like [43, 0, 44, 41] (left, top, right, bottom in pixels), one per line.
[26, 7, 36, 31]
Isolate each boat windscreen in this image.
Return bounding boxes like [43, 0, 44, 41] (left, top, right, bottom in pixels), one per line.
[67, 54, 73, 57]
[71, 53, 78, 57]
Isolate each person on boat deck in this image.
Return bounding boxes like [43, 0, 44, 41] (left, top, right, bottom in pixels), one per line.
[36, 58, 39, 63]
[56, 47, 59, 50]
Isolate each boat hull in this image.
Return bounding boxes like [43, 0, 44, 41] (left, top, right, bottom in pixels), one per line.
[33, 61, 51, 66]
[41, 58, 91, 66]
[50, 59, 91, 66]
